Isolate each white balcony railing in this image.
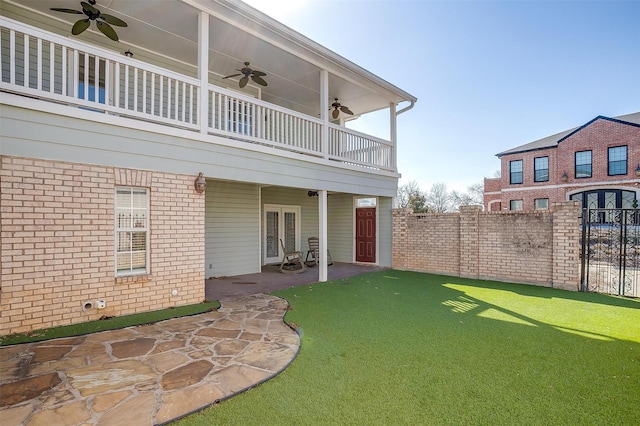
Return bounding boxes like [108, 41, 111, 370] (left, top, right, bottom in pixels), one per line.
[207, 87, 323, 156]
[0, 17, 394, 171]
[329, 123, 393, 170]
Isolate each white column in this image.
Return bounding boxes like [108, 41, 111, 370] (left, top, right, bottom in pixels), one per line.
[318, 190, 328, 282]
[390, 102, 397, 171]
[198, 11, 209, 134]
[320, 70, 329, 159]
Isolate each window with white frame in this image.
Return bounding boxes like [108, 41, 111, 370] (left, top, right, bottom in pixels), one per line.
[510, 199, 523, 211]
[115, 187, 149, 275]
[534, 198, 549, 210]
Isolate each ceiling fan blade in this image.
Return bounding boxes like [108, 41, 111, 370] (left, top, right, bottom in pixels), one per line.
[340, 106, 354, 115]
[80, 1, 99, 15]
[239, 76, 249, 88]
[71, 19, 91, 35]
[96, 21, 119, 41]
[100, 14, 128, 27]
[332, 108, 340, 119]
[50, 8, 84, 14]
[252, 70, 266, 77]
[251, 75, 268, 86]
[222, 73, 241, 79]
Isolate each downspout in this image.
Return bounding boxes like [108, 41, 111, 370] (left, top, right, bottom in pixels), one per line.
[390, 100, 416, 172]
[396, 100, 416, 116]
[392, 99, 416, 206]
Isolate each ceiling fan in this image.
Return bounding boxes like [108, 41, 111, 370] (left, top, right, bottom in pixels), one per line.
[222, 62, 268, 88]
[330, 98, 353, 119]
[50, 1, 128, 42]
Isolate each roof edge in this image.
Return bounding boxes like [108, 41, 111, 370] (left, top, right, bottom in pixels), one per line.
[496, 112, 640, 157]
[556, 115, 640, 145]
[210, 0, 418, 103]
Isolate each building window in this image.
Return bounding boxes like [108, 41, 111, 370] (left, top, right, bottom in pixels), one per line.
[570, 189, 636, 209]
[510, 200, 523, 211]
[510, 160, 523, 184]
[115, 187, 149, 276]
[534, 157, 549, 182]
[608, 146, 627, 176]
[534, 198, 549, 210]
[575, 150, 592, 178]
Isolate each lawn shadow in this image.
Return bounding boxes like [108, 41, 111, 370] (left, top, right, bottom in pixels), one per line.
[270, 269, 640, 425]
[391, 270, 640, 310]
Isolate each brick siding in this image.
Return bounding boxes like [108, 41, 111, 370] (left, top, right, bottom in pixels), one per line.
[484, 118, 640, 211]
[1, 156, 204, 336]
[393, 202, 581, 290]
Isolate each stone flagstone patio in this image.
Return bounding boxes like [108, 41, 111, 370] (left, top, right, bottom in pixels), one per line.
[0, 294, 300, 425]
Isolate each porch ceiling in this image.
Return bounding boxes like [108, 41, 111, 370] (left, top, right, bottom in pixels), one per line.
[11, 0, 415, 118]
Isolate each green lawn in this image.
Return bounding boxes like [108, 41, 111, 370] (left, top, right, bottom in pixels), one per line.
[175, 270, 640, 425]
[0, 301, 220, 346]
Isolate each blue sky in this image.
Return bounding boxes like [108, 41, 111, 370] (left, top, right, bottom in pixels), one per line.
[245, 0, 640, 191]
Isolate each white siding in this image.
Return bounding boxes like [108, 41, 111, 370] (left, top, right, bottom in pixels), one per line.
[205, 180, 260, 277]
[327, 193, 355, 263]
[1, 104, 399, 197]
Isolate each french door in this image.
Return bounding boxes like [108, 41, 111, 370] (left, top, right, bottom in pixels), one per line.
[264, 205, 300, 264]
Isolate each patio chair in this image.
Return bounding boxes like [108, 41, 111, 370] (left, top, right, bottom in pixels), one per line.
[279, 239, 306, 274]
[305, 237, 333, 267]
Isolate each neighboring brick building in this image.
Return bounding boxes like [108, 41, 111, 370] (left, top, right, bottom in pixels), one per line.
[484, 113, 640, 212]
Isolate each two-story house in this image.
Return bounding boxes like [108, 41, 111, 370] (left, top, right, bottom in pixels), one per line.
[484, 113, 640, 212]
[0, 0, 417, 335]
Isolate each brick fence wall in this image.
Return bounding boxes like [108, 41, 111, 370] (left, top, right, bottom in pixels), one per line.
[1, 156, 205, 336]
[393, 202, 581, 290]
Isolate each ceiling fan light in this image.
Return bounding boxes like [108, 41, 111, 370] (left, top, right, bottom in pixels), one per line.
[51, 1, 127, 41]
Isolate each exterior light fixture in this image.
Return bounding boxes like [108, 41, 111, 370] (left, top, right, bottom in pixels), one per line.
[635, 164, 640, 177]
[561, 172, 568, 182]
[194, 172, 206, 194]
[124, 50, 133, 58]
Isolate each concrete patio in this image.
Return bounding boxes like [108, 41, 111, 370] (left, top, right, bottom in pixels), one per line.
[205, 262, 385, 300]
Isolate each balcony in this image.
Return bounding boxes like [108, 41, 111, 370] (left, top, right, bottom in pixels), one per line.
[1, 17, 395, 172]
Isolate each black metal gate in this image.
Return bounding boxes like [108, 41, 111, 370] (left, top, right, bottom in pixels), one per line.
[580, 208, 640, 297]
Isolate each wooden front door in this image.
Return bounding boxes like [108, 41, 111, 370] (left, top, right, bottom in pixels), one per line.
[356, 207, 376, 263]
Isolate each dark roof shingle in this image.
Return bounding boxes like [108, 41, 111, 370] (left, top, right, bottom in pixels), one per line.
[496, 112, 640, 157]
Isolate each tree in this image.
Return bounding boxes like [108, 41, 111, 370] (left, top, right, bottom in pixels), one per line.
[426, 182, 453, 213]
[397, 180, 430, 213]
[451, 182, 484, 209]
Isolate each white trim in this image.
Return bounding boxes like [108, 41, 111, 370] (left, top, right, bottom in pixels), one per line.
[180, 0, 416, 103]
[197, 11, 209, 134]
[500, 178, 640, 193]
[1, 92, 400, 180]
[258, 186, 263, 272]
[263, 204, 301, 264]
[487, 199, 502, 211]
[484, 191, 501, 195]
[114, 187, 150, 277]
[318, 190, 328, 282]
[352, 196, 379, 265]
[565, 185, 639, 199]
